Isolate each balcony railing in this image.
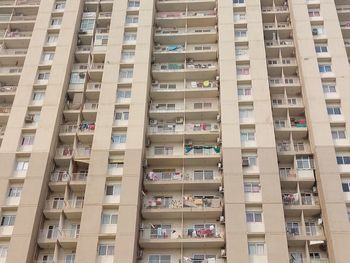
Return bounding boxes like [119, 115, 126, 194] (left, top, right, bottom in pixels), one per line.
[5, 31, 32, 38]
[0, 67, 22, 74]
[50, 171, 70, 182]
[153, 62, 217, 72]
[286, 225, 324, 237]
[156, 10, 216, 19]
[83, 102, 98, 110]
[56, 146, 73, 158]
[145, 171, 221, 183]
[282, 193, 319, 206]
[0, 105, 11, 113]
[60, 124, 78, 133]
[265, 39, 294, 47]
[75, 147, 92, 158]
[11, 15, 37, 21]
[17, 0, 40, 5]
[0, 86, 17, 92]
[261, 6, 289, 13]
[144, 196, 222, 210]
[155, 27, 217, 35]
[0, 49, 27, 55]
[151, 80, 218, 92]
[184, 145, 221, 155]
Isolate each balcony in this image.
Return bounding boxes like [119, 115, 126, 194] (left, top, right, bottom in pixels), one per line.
[263, 22, 291, 30]
[0, 85, 16, 93]
[74, 146, 92, 160]
[143, 195, 223, 219]
[265, 39, 294, 48]
[156, 10, 217, 27]
[0, 49, 27, 57]
[153, 44, 217, 60]
[150, 80, 219, 99]
[0, 67, 22, 75]
[140, 224, 225, 248]
[282, 193, 320, 211]
[0, 104, 11, 115]
[152, 61, 217, 81]
[269, 77, 300, 87]
[286, 225, 325, 240]
[271, 97, 303, 108]
[5, 31, 32, 38]
[154, 27, 217, 44]
[261, 5, 289, 13]
[16, 0, 40, 5]
[144, 170, 222, 190]
[279, 168, 315, 183]
[276, 141, 311, 155]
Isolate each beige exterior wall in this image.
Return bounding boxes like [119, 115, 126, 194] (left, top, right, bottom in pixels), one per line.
[0, 0, 349, 262]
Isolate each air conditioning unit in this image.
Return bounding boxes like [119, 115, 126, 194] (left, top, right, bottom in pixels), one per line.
[150, 119, 157, 125]
[219, 186, 224, 194]
[79, 72, 86, 78]
[218, 162, 223, 170]
[25, 114, 34, 123]
[220, 249, 226, 257]
[137, 249, 143, 259]
[312, 28, 318, 35]
[176, 117, 184, 124]
[317, 218, 323, 225]
[94, 83, 100, 89]
[216, 114, 221, 122]
[219, 215, 225, 223]
[242, 157, 249, 167]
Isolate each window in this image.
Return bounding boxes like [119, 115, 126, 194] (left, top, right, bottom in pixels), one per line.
[115, 111, 129, 120]
[126, 15, 139, 24]
[337, 155, 350, 165]
[233, 0, 245, 4]
[50, 18, 62, 26]
[47, 34, 58, 44]
[105, 184, 121, 196]
[237, 66, 250, 75]
[121, 50, 135, 60]
[239, 108, 254, 119]
[148, 255, 171, 263]
[20, 134, 35, 146]
[192, 255, 216, 262]
[98, 244, 114, 256]
[240, 130, 255, 141]
[319, 64, 332, 73]
[246, 211, 262, 222]
[342, 182, 350, 192]
[111, 134, 127, 144]
[117, 89, 131, 99]
[308, 9, 320, 17]
[128, 0, 140, 7]
[244, 182, 261, 193]
[101, 213, 118, 224]
[235, 47, 249, 57]
[94, 34, 108, 46]
[8, 187, 22, 197]
[80, 19, 95, 30]
[0, 245, 8, 258]
[37, 72, 50, 80]
[154, 146, 173, 155]
[296, 156, 314, 169]
[123, 32, 137, 42]
[16, 160, 29, 171]
[70, 72, 85, 84]
[42, 52, 54, 62]
[54, 2, 65, 10]
[234, 29, 247, 38]
[332, 129, 346, 140]
[32, 92, 45, 101]
[242, 156, 257, 166]
[248, 242, 265, 255]
[322, 83, 336, 93]
[0, 215, 15, 226]
[315, 45, 328, 53]
[309, 252, 321, 260]
[65, 254, 75, 263]
[312, 26, 325, 36]
[119, 69, 133, 79]
[238, 86, 252, 97]
[234, 12, 246, 22]
[193, 170, 214, 180]
[327, 105, 341, 115]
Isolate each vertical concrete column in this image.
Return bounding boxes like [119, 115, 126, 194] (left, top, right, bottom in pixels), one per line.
[74, 0, 127, 262]
[114, 1, 154, 262]
[218, 1, 249, 262]
[289, 0, 350, 262]
[4, 0, 84, 262]
[246, 1, 289, 261]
